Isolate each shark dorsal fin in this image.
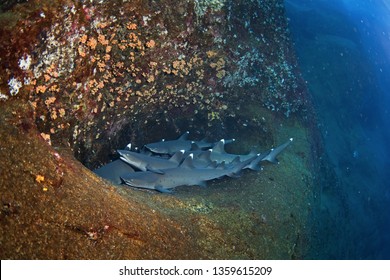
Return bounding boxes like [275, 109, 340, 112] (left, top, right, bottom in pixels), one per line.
[213, 139, 226, 153]
[125, 143, 132, 150]
[169, 150, 184, 163]
[178, 131, 189, 140]
[180, 154, 195, 169]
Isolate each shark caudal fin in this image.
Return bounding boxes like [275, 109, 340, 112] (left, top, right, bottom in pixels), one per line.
[262, 138, 293, 164]
[244, 153, 262, 171]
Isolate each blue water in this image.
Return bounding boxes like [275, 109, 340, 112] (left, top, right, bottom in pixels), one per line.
[285, 0, 390, 259]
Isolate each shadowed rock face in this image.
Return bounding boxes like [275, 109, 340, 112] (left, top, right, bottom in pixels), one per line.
[0, 0, 318, 259]
[0, 0, 28, 12]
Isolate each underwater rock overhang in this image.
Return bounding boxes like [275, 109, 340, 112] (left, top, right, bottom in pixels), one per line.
[0, 0, 317, 259]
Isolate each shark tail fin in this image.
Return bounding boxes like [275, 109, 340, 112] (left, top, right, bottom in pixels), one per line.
[262, 138, 293, 164]
[244, 153, 262, 171]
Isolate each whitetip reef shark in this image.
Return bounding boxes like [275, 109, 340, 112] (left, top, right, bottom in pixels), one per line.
[93, 132, 293, 192]
[94, 159, 135, 184]
[118, 149, 185, 174]
[120, 153, 258, 193]
[143, 131, 234, 155]
[187, 138, 293, 170]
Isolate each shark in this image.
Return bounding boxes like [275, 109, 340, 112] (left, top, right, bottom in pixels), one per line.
[117, 149, 184, 173]
[93, 132, 293, 193]
[144, 131, 234, 155]
[118, 148, 219, 173]
[188, 138, 293, 170]
[144, 131, 202, 154]
[94, 159, 135, 185]
[120, 153, 259, 193]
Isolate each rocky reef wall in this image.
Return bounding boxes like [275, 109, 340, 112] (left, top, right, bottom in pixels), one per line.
[0, 0, 307, 168]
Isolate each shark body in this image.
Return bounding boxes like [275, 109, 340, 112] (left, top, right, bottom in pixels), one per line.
[94, 159, 135, 184]
[118, 149, 184, 173]
[121, 154, 258, 192]
[144, 131, 201, 154]
[144, 131, 234, 155]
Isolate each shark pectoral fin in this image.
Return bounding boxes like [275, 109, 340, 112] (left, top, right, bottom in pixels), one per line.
[155, 186, 173, 193]
[227, 172, 241, 178]
[146, 165, 165, 174]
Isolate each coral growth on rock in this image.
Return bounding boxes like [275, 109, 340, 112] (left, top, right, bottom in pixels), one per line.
[0, 0, 307, 168]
